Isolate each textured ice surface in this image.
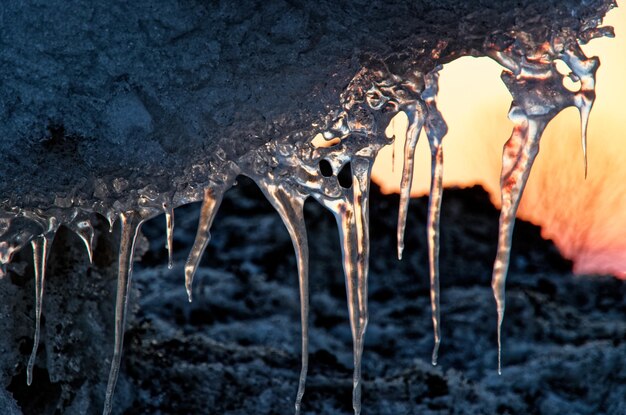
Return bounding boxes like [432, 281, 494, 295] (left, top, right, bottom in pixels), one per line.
[0, 1, 617, 414]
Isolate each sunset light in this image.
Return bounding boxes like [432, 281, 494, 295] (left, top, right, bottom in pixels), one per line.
[372, 6, 626, 277]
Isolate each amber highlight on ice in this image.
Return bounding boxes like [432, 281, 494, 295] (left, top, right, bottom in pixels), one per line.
[372, 6, 626, 278]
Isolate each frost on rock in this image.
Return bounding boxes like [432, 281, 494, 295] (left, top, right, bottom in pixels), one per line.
[0, 1, 617, 414]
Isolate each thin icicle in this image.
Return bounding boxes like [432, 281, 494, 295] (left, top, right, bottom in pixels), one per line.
[256, 180, 309, 415]
[397, 103, 425, 260]
[106, 213, 116, 233]
[184, 187, 225, 302]
[580, 103, 590, 178]
[164, 203, 174, 269]
[564, 49, 599, 179]
[27, 232, 55, 385]
[391, 136, 395, 173]
[422, 69, 448, 366]
[68, 216, 95, 264]
[426, 145, 443, 365]
[103, 211, 144, 415]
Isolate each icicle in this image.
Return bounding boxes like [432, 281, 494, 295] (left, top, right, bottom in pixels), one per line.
[493, 106, 546, 374]
[391, 137, 395, 173]
[256, 180, 309, 415]
[563, 48, 600, 180]
[422, 69, 448, 366]
[396, 102, 425, 260]
[184, 187, 225, 302]
[163, 203, 174, 269]
[103, 211, 144, 415]
[26, 231, 55, 385]
[0, 218, 42, 268]
[580, 102, 590, 178]
[316, 157, 372, 415]
[485, 30, 605, 373]
[348, 157, 372, 415]
[68, 216, 95, 264]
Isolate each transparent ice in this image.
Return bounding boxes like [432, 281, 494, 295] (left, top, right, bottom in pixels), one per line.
[0, 19, 613, 415]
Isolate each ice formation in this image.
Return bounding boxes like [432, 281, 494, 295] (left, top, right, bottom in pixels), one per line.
[0, 7, 615, 415]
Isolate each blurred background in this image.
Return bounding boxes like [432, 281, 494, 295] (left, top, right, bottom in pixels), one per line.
[372, 6, 626, 277]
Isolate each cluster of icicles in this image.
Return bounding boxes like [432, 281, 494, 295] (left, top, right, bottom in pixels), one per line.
[0, 24, 613, 415]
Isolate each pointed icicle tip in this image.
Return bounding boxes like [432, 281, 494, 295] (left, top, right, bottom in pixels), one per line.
[69, 218, 95, 264]
[106, 213, 116, 233]
[164, 203, 174, 270]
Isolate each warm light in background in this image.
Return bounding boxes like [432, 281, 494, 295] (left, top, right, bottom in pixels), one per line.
[372, 6, 626, 276]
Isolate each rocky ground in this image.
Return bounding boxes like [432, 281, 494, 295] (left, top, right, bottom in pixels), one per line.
[2, 179, 625, 414]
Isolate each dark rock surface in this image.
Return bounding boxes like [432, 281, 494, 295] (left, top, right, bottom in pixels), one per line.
[128, 180, 626, 414]
[2, 179, 621, 414]
[0, 0, 614, 212]
[0, 1, 623, 414]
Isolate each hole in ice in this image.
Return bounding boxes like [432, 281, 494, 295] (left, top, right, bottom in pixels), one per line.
[554, 59, 571, 76]
[319, 159, 334, 177]
[385, 111, 408, 140]
[311, 132, 341, 148]
[554, 59, 581, 92]
[562, 76, 582, 92]
[337, 162, 353, 188]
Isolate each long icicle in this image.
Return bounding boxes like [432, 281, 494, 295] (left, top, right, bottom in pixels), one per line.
[184, 187, 225, 302]
[103, 211, 144, 415]
[397, 102, 425, 260]
[318, 157, 371, 415]
[164, 203, 174, 269]
[423, 69, 447, 366]
[492, 107, 546, 374]
[256, 180, 309, 415]
[351, 157, 371, 415]
[486, 30, 605, 374]
[426, 143, 443, 365]
[27, 232, 55, 385]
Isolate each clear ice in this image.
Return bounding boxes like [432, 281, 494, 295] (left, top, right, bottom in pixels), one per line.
[422, 68, 448, 366]
[485, 26, 607, 373]
[68, 213, 95, 264]
[26, 219, 57, 386]
[255, 179, 309, 414]
[0, 17, 614, 415]
[164, 203, 174, 269]
[184, 184, 230, 302]
[103, 212, 145, 415]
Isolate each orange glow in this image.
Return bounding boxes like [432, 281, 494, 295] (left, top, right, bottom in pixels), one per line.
[372, 6, 626, 276]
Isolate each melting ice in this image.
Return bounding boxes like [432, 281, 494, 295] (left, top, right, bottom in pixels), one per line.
[0, 20, 614, 415]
